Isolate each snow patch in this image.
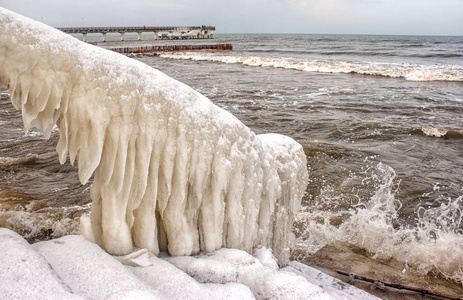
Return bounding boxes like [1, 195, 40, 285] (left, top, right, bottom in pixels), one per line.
[0, 229, 81, 299]
[1, 229, 379, 300]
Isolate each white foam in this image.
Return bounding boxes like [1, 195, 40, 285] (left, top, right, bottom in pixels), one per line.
[294, 162, 463, 284]
[420, 125, 448, 137]
[0, 153, 38, 166]
[160, 53, 463, 82]
[0, 210, 80, 240]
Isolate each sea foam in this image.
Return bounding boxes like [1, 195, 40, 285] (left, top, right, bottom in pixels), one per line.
[160, 53, 463, 82]
[294, 162, 463, 285]
[418, 125, 463, 139]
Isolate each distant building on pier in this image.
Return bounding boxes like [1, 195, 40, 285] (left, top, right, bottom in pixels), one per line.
[57, 26, 215, 42]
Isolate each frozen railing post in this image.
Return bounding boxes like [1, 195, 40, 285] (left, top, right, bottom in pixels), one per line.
[0, 8, 308, 265]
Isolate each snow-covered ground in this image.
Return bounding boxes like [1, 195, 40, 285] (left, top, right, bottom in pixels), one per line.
[0, 228, 379, 299]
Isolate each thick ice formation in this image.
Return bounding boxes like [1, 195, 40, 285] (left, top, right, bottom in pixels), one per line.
[0, 229, 379, 300]
[0, 8, 308, 264]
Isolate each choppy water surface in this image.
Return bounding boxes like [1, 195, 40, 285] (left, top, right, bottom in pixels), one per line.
[1, 34, 462, 287]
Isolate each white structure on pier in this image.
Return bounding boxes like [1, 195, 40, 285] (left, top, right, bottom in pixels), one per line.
[57, 26, 215, 42]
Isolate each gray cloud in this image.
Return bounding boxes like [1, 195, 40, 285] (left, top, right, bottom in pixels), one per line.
[1, 0, 462, 35]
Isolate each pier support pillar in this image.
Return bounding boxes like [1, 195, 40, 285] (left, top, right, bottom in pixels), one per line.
[102, 32, 107, 42]
[138, 32, 142, 40]
[154, 31, 158, 40]
[82, 33, 87, 42]
[120, 32, 125, 41]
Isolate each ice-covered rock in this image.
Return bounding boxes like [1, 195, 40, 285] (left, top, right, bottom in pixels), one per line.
[124, 250, 255, 299]
[0, 8, 308, 264]
[165, 248, 335, 300]
[0, 229, 380, 300]
[0, 228, 81, 299]
[287, 262, 382, 300]
[33, 235, 162, 299]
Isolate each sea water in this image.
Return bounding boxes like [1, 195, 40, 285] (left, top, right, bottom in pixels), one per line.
[1, 33, 462, 285]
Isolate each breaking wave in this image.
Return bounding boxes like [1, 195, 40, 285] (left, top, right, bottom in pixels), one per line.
[413, 126, 463, 139]
[294, 162, 463, 284]
[0, 153, 38, 167]
[0, 203, 91, 242]
[160, 53, 463, 82]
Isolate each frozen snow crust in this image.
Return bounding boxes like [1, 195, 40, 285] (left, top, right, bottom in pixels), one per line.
[0, 8, 308, 264]
[0, 228, 379, 299]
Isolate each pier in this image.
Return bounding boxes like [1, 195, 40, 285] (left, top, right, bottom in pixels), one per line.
[110, 44, 232, 54]
[57, 26, 215, 42]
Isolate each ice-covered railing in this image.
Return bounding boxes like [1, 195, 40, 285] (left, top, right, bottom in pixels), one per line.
[0, 8, 308, 265]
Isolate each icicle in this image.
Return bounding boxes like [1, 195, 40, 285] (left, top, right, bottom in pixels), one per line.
[0, 8, 309, 266]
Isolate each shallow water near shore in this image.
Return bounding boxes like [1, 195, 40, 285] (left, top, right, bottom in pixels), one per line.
[1, 33, 462, 291]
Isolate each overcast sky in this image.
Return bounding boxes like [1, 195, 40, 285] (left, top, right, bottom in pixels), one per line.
[1, 0, 462, 36]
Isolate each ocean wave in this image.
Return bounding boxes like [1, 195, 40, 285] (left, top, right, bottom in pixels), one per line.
[0, 153, 38, 167]
[0, 203, 91, 242]
[415, 126, 463, 139]
[0, 210, 79, 242]
[294, 162, 463, 285]
[160, 53, 463, 82]
[413, 53, 463, 58]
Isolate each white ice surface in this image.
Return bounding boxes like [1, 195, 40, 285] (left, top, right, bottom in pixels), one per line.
[0, 229, 380, 300]
[32, 235, 163, 299]
[165, 248, 335, 300]
[0, 8, 308, 265]
[0, 228, 81, 299]
[125, 249, 255, 299]
[287, 262, 382, 300]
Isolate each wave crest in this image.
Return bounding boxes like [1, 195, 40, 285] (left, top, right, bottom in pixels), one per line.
[160, 53, 463, 82]
[0, 153, 38, 167]
[417, 126, 463, 138]
[294, 162, 463, 284]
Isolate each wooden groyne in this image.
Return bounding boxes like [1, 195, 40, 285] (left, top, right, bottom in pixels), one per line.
[109, 44, 232, 54]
